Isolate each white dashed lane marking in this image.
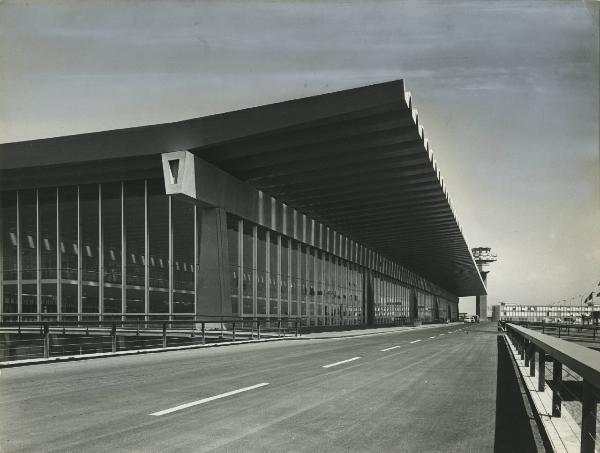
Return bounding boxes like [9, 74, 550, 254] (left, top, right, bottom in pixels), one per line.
[322, 357, 361, 368]
[380, 345, 402, 352]
[150, 383, 270, 416]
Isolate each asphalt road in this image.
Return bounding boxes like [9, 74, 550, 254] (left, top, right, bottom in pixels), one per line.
[0, 323, 502, 453]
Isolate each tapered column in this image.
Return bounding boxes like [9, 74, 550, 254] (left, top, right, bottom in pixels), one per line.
[196, 207, 232, 317]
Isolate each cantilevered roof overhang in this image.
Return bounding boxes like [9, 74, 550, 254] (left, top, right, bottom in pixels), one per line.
[0, 80, 486, 297]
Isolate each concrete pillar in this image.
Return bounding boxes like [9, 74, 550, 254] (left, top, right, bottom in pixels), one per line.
[475, 271, 488, 320]
[196, 207, 232, 318]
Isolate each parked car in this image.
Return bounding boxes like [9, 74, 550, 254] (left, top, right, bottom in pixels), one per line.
[463, 316, 475, 323]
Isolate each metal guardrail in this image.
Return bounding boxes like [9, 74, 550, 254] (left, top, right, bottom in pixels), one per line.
[0, 316, 305, 362]
[1, 314, 434, 362]
[505, 323, 599, 453]
[506, 320, 600, 342]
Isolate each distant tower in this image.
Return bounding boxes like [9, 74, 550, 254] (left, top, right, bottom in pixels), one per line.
[472, 247, 498, 321]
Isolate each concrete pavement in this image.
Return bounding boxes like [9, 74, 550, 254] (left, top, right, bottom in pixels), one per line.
[0, 323, 533, 452]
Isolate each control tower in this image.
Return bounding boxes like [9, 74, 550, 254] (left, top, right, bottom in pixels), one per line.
[472, 247, 498, 321]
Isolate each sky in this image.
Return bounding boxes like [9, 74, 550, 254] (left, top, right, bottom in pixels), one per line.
[1, 0, 599, 315]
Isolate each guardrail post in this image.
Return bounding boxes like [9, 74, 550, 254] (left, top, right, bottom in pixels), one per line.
[552, 359, 562, 417]
[111, 323, 117, 353]
[524, 340, 530, 366]
[232, 322, 236, 342]
[295, 319, 299, 337]
[542, 321, 545, 334]
[538, 352, 546, 391]
[278, 320, 281, 337]
[257, 320, 261, 340]
[162, 322, 167, 348]
[581, 380, 597, 453]
[558, 325, 561, 338]
[43, 323, 50, 359]
[529, 344, 536, 377]
[201, 322, 205, 345]
[519, 338, 525, 360]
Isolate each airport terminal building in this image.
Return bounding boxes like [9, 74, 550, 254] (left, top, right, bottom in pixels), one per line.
[0, 81, 486, 326]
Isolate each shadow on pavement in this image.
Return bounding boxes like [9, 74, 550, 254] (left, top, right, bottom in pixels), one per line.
[494, 336, 547, 453]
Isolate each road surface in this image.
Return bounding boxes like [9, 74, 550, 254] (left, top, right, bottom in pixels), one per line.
[0, 323, 511, 452]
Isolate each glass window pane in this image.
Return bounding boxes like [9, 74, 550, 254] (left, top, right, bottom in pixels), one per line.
[280, 237, 289, 316]
[1, 191, 18, 284]
[19, 189, 37, 282]
[227, 215, 239, 315]
[291, 241, 298, 316]
[103, 286, 121, 314]
[101, 183, 122, 314]
[124, 181, 144, 313]
[62, 282, 77, 314]
[257, 228, 266, 314]
[269, 233, 278, 316]
[242, 222, 253, 315]
[83, 284, 99, 315]
[59, 186, 78, 282]
[3, 284, 17, 315]
[22, 283, 36, 313]
[39, 189, 57, 280]
[148, 180, 169, 313]
[41, 283, 57, 315]
[80, 185, 99, 283]
[80, 184, 99, 314]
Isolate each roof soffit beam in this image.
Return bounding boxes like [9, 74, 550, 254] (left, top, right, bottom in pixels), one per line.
[252, 162, 431, 189]
[206, 120, 420, 169]
[232, 142, 426, 180]
[273, 175, 438, 201]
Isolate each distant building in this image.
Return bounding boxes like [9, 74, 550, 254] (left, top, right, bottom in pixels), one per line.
[499, 302, 599, 323]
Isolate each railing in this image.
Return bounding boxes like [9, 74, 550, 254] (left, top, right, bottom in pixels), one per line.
[506, 320, 600, 344]
[505, 323, 599, 453]
[0, 316, 304, 363]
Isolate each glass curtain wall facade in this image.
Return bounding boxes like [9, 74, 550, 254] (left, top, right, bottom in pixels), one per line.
[0, 179, 198, 321]
[1, 179, 458, 324]
[226, 216, 458, 326]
